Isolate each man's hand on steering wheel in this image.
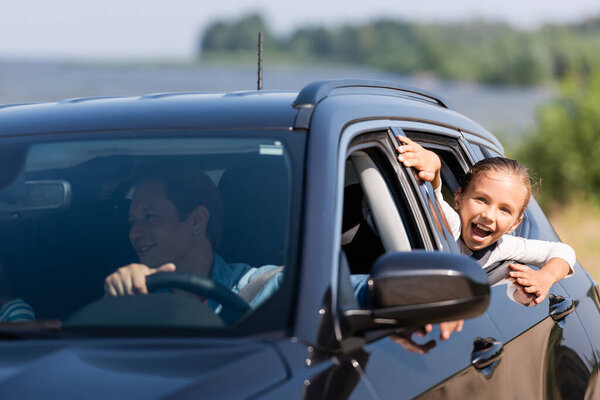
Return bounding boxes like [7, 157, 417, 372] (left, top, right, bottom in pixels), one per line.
[104, 263, 250, 324]
[104, 262, 176, 296]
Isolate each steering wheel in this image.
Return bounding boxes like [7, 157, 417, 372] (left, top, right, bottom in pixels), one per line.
[146, 272, 250, 325]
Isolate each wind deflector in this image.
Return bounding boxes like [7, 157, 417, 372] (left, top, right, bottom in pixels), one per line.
[292, 79, 452, 129]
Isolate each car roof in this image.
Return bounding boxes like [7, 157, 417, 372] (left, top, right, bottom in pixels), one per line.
[0, 91, 299, 136]
[0, 79, 502, 153]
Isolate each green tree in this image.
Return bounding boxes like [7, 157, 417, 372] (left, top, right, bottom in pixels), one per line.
[200, 14, 274, 54]
[288, 27, 336, 58]
[516, 68, 600, 208]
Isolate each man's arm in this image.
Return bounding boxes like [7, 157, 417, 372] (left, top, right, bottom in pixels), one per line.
[237, 265, 285, 308]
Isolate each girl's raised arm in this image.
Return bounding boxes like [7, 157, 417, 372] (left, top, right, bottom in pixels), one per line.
[396, 136, 441, 189]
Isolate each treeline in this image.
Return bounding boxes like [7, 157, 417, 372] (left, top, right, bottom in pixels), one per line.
[199, 14, 600, 85]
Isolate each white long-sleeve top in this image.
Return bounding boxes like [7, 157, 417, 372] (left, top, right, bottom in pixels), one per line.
[434, 185, 576, 275]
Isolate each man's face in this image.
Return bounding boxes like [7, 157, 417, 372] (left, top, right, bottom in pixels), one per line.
[454, 171, 525, 251]
[128, 181, 195, 268]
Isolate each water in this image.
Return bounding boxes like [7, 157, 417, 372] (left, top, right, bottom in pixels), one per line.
[0, 59, 553, 140]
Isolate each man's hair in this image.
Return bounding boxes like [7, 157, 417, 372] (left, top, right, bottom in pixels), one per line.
[132, 162, 223, 246]
[458, 157, 535, 215]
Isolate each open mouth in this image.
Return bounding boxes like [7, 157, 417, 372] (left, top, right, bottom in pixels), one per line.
[471, 223, 492, 240]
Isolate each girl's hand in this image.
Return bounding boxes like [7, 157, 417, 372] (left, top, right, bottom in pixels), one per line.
[391, 326, 436, 354]
[396, 136, 441, 187]
[420, 320, 464, 340]
[390, 320, 464, 354]
[508, 263, 555, 304]
[506, 277, 537, 307]
[439, 319, 464, 340]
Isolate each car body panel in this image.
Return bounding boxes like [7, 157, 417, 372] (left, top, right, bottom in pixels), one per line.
[362, 312, 509, 399]
[0, 338, 289, 399]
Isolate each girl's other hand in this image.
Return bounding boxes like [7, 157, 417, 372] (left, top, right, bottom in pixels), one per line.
[508, 262, 555, 304]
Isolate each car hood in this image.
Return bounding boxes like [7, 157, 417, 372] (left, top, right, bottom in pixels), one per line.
[0, 337, 288, 399]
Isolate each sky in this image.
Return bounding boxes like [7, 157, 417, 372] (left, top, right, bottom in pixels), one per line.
[0, 0, 599, 60]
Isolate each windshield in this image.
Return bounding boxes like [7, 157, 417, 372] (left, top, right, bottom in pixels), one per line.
[0, 133, 294, 334]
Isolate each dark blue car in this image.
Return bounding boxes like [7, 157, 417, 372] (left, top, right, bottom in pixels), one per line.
[0, 80, 599, 399]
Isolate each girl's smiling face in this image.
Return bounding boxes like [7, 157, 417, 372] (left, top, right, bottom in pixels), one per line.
[454, 171, 527, 251]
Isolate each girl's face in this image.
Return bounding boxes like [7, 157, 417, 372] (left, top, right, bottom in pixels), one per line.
[454, 171, 527, 251]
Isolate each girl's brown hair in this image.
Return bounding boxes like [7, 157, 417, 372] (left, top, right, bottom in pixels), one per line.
[458, 157, 534, 214]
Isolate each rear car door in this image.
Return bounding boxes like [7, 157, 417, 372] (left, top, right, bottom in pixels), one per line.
[408, 126, 598, 399]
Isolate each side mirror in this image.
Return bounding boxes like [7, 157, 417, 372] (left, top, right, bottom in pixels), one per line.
[343, 251, 490, 334]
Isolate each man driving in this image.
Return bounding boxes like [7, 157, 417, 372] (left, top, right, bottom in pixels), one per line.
[104, 163, 282, 310]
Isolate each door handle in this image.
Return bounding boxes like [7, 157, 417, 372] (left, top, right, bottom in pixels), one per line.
[549, 294, 575, 321]
[471, 337, 503, 375]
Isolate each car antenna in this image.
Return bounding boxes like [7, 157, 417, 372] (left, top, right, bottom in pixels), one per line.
[257, 32, 263, 91]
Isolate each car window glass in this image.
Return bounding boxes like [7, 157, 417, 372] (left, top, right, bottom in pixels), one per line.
[0, 134, 294, 332]
[389, 130, 457, 252]
[416, 179, 458, 252]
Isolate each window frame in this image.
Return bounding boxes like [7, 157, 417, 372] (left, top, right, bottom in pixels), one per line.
[390, 127, 467, 252]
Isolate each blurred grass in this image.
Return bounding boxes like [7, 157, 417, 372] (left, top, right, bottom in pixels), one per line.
[548, 198, 600, 282]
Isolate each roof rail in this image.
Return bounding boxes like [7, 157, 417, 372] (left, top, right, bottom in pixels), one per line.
[293, 79, 451, 109]
[139, 91, 216, 100]
[59, 96, 128, 104]
[0, 102, 38, 110]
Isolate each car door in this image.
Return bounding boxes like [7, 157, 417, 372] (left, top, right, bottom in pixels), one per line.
[329, 125, 510, 399]
[405, 126, 597, 399]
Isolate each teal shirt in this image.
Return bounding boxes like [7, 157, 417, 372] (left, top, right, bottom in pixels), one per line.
[208, 254, 369, 311]
[0, 298, 35, 322]
[208, 254, 283, 311]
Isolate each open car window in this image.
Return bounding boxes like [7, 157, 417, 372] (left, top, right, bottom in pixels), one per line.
[0, 133, 295, 334]
[341, 132, 425, 276]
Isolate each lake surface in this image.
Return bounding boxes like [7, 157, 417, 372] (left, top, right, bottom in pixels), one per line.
[0, 59, 553, 141]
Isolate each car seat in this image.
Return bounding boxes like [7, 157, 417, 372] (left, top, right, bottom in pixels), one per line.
[341, 183, 385, 274]
[218, 157, 289, 268]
